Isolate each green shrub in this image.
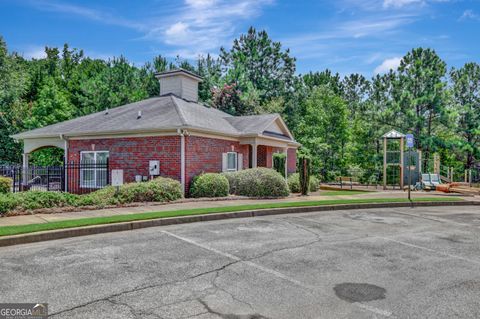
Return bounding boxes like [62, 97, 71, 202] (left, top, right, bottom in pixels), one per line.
[0, 194, 19, 215]
[85, 177, 183, 205]
[309, 176, 320, 192]
[14, 191, 80, 211]
[190, 173, 229, 198]
[288, 173, 319, 193]
[287, 173, 301, 193]
[273, 153, 286, 175]
[0, 177, 183, 215]
[222, 172, 239, 194]
[235, 168, 289, 198]
[0, 176, 12, 194]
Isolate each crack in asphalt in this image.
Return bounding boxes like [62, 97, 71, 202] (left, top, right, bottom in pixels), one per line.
[48, 260, 240, 318]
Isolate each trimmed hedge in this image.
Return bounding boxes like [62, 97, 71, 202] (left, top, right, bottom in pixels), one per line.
[287, 173, 301, 193]
[309, 176, 320, 192]
[234, 168, 289, 198]
[0, 177, 183, 215]
[0, 176, 12, 194]
[190, 173, 229, 198]
[288, 173, 319, 193]
[222, 172, 239, 195]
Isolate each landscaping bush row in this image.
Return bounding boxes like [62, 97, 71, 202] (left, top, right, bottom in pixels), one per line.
[0, 177, 12, 194]
[191, 168, 290, 198]
[0, 177, 182, 216]
[287, 173, 320, 193]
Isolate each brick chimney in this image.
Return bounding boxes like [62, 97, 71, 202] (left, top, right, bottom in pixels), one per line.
[155, 69, 203, 102]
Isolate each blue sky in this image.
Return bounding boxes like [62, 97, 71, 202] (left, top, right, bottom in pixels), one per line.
[1, 0, 479, 76]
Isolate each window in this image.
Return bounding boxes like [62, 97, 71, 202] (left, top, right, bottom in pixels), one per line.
[80, 151, 109, 188]
[227, 152, 237, 171]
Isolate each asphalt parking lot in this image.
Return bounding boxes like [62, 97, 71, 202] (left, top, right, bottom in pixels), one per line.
[1, 205, 480, 319]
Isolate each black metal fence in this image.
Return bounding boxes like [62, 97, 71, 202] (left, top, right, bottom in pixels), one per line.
[0, 163, 110, 194]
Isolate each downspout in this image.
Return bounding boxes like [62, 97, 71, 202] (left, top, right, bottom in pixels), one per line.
[178, 129, 186, 196]
[60, 134, 68, 192]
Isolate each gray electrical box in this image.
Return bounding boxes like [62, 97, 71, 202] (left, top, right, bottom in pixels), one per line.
[149, 160, 160, 176]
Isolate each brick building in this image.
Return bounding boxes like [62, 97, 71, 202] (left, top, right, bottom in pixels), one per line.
[13, 69, 300, 194]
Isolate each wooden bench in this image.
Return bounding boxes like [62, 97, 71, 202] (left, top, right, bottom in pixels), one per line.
[338, 176, 353, 189]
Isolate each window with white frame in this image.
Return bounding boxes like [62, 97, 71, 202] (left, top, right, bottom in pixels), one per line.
[80, 151, 109, 188]
[227, 152, 238, 171]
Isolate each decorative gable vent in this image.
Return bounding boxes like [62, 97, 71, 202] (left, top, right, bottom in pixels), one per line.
[155, 69, 203, 102]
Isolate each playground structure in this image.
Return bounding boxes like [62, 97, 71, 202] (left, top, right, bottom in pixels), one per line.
[381, 129, 479, 195]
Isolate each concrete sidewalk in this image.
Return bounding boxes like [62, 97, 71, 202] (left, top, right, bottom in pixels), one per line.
[0, 190, 471, 227]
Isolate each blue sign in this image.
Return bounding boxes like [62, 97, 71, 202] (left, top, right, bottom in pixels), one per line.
[406, 134, 414, 148]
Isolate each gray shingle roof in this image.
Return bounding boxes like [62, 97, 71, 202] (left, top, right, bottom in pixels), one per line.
[13, 94, 293, 141]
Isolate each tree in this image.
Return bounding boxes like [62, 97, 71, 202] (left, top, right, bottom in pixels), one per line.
[220, 27, 296, 103]
[24, 77, 75, 129]
[395, 48, 448, 165]
[450, 63, 480, 169]
[296, 86, 350, 180]
[0, 36, 29, 163]
[211, 83, 254, 115]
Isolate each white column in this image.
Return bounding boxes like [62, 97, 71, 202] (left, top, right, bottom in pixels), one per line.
[251, 143, 257, 168]
[283, 147, 288, 179]
[22, 153, 29, 185]
[180, 132, 186, 195]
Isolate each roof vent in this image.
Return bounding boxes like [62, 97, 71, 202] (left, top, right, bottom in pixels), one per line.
[155, 69, 203, 102]
[137, 111, 142, 119]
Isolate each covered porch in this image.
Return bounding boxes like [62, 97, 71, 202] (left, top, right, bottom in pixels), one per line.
[240, 136, 299, 178]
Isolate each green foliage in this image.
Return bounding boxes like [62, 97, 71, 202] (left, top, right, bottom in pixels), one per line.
[298, 156, 311, 195]
[233, 168, 289, 198]
[220, 26, 296, 103]
[211, 83, 253, 115]
[0, 33, 478, 183]
[273, 153, 286, 176]
[309, 175, 320, 192]
[221, 172, 239, 195]
[0, 176, 12, 193]
[296, 86, 349, 180]
[0, 177, 182, 215]
[190, 173, 229, 198]
[14, 191, 80, 211]
[0, 194, 17, 214]
[287, 173, 301, 193]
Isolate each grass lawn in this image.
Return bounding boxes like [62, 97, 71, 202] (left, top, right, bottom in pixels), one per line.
[0, 197, 463, 237]
[318, 190, 372, 196]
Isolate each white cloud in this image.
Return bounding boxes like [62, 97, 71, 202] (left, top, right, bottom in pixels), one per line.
[185, 0, 217, 8]
[374, 57, 401, 74]
[24, 0, 274, 59]
[147, 0, 274, 57]
[460, 9, 480, 21]
[22, 46, 47, 59]
[27, 0, 145, 31]
[383, 0, 423, 8]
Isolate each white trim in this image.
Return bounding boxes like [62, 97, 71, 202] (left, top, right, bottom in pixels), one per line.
[80, 151, 109, 188]
[226, 152, 238, 172]
[179, 130, 186, 195]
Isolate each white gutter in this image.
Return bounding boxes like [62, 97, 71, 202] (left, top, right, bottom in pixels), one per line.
[178, 129, 186, 196]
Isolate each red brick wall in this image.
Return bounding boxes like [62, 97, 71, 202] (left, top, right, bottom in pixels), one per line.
[185, 136, 249, 191]
[67, 136, 181, 186]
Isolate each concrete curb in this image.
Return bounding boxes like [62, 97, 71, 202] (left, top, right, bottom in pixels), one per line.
[0, 201, 478, 247]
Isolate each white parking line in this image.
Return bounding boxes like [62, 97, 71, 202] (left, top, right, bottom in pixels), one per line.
[377, 236, 480, 265]
[162, 230, 392, 317]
